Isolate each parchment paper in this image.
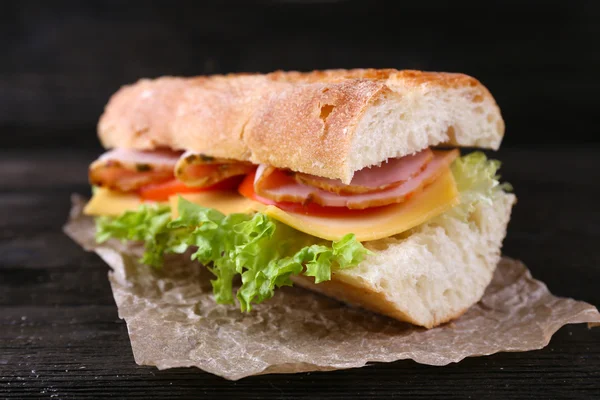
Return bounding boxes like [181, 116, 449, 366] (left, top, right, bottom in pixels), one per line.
[64, 196, 600, 380]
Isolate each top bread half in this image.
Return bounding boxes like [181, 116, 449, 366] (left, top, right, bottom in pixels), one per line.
[98, 69, 504, 184]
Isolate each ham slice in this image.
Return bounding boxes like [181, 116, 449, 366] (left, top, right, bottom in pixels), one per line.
[295, 148, 433, 194]
[89, 148, 255, 193]
[175, 151, 256, 188]
[255, 149, 459, 209]
[89, 149, 181, 192]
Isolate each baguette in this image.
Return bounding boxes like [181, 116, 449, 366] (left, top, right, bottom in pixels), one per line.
[99, 69, 503, 183]
[92, 68, 514, 329]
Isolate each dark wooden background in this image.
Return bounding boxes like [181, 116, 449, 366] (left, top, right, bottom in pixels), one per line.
[2, 1, 600, 398]
[2, 0, 600, 149]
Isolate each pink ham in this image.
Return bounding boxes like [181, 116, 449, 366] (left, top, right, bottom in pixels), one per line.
[295, 148, 433, 194]
[89, 148, 182, 192]
[95, 148, 183, 167]
[90, 148, 256, 193]
[254, 149, 459, 210]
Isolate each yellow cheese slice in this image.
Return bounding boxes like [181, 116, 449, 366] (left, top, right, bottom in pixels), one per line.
[169, 191, 257, 218]
[83, 187, 157, 217]
[254, 169, 459, 242]
[84, 188, 255, 218]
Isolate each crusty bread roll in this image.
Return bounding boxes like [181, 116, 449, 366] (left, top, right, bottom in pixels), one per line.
[99, 69, 503, 183]
[292, 191, 516, 328]
[96, 68, 513, 328]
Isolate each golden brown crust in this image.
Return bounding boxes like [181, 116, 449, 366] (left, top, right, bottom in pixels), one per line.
[98, 69, 501, 180]
[290, 274, 467, 329]
[244, 79, 390, 180]
[290, 274, 419, 326]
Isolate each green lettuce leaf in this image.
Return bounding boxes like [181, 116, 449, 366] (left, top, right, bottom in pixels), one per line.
[95, 204, 177, 267]
[448, 151, 512, 220]
[96, 197, 369, 311]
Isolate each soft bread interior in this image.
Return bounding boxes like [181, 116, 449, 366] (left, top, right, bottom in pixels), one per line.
[348, 82, 503, 179]
[292, 191, 516, 328]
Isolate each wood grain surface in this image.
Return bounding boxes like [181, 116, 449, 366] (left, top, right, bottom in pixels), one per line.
[0, 148, 599, 399]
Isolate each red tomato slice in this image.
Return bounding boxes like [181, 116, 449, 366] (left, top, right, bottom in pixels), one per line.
[238, 172, 381, 217]
[139, 176, 244, 202]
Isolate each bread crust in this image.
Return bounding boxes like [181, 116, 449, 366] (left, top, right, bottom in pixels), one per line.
[291, 274, 422, 325]
[98, 69, 503, 182]
[290, 272, 468, 328]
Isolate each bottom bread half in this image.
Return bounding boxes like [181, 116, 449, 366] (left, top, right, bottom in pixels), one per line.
[292, 192, 516, 328]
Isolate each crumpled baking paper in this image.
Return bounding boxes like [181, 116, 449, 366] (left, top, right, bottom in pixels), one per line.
[64, 196, 600, 380]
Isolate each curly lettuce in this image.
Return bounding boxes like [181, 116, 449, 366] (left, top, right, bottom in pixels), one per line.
[96, 198, 369, 311]
[448, 151, 512, 220]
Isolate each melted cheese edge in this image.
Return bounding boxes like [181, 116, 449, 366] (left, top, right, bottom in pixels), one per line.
[169, 191, 256, 217]
[83, 188, 255, 217]
[83, 188, 151, 217]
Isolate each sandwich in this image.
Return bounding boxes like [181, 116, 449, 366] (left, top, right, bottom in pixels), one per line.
[84, 69, 515, 329]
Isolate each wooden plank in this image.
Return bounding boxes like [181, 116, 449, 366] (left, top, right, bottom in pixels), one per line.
[0, 148, 599, 398]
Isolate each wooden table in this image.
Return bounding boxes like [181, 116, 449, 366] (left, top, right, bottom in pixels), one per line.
[1, 148, 599, 399]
